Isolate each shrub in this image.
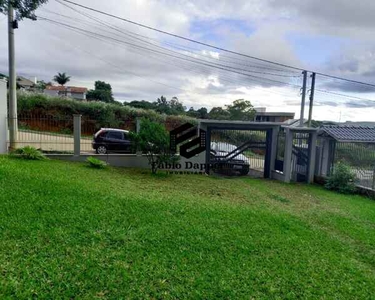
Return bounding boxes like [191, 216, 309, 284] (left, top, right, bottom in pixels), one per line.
[86, 157, 107, 169]
[325, 162, 357, 194]
[10, 146, 47, 160]
[130, 118, 179, 174]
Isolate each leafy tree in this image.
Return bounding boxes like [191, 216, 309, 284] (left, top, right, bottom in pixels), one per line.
[53, 72, 70, 86]
[87, 80, 115, 103]
[0, 0, 48, 20]
[196, 107, 208, 119]
[34, 80, 51, 91]
[187, 107, 209, 119]
[169, 96, 185, 115]
[155, 95, 185, 115]
[129, 119, 178, 174]
[209, 107, 230, 120]
[226, 99, 255, 121]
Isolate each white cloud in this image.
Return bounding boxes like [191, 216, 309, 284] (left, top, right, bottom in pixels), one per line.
[1, 0, 375, 122]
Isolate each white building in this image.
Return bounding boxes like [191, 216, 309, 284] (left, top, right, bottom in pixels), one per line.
[44, 86, 87, 100]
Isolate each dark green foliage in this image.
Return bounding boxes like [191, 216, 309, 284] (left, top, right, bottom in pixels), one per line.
[0, 0, 48, 20]
[209, 99, 256, 121]
[10, 146, 46, 160]
[130, 119, 178, 174]
[87, 81, 115, 103]
[326, 162, 357, 194]
[226, 99, 256, 121]
[86, 156, 107, 169]
[187, 107, 209, 119]
[209, 107, 230, 120]
[124, 100, 158, 110]
[53, 72, 70, 86]
[155, 96, 186, 115]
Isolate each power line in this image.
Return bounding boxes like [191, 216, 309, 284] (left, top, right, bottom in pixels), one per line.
[54, 0, 300, 75]
[57, 0, 375, 88]
[57, 0, 301, 71]
[44, 3, 300, 79]
[39, 17, 302, 89]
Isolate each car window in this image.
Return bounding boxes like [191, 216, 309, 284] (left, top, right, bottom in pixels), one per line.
[123, 133, 129, 140]
[107, 131, 123, 140]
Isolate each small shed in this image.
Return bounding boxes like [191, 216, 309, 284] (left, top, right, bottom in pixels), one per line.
[317, 125, 375, 190]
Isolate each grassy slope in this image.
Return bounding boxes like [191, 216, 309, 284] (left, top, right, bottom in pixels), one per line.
[0, 157, 375, 299]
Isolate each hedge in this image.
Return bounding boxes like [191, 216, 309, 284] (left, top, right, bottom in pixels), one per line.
[17, 92, 194, 132]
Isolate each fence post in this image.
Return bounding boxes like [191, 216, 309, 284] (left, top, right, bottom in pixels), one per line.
[283, 128, 293, 183]
[136, 118, 141, 133]
[0, 79, 7, 154]
[73, 114, 81, 156]
[307, 131, 317, 183]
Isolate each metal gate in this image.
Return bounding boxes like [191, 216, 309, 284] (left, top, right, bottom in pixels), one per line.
[291, 132, 310, 182]
[207, 129, 271, 177]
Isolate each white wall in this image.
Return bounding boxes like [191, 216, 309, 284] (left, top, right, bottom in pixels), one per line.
[44, 90, 59, 97]
[0, 79, 7, 153]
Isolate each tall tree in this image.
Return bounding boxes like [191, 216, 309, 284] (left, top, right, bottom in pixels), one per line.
[0, 0, 48, 20]
[209, 107, 230, 120]
[226, 99, 255, 121]
[87, 80, 115, 103]
[53, 72, 70, 86]
[155, 96, 186, 115]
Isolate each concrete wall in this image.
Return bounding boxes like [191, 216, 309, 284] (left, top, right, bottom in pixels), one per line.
[0, 79, 7, 153]
[48, 153, 206, 172]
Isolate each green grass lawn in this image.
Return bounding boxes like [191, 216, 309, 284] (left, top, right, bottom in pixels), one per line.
[1, 156, 375, 299]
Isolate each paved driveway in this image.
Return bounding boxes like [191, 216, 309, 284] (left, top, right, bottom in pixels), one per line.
[15, 131, 93, 153]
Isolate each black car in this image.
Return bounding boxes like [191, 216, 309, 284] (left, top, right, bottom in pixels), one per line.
[92, 128, 133, 154]
[210, 142, 250, 176]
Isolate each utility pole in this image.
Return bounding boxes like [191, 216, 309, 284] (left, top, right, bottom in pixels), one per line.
[299, 70, 308, 127]
[8, 3, 18, 150]
[307, 72, 316, 127]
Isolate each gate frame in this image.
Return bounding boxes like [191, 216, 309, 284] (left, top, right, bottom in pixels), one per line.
[283, 127, 318, 183]
[199, 120, 281, 178]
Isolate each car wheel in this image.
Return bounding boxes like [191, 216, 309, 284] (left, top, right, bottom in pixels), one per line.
[239, 167, 249, 176]
[96, 145, 107, 154]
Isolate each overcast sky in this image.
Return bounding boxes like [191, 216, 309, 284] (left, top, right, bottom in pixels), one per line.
[1, 0, 375, 122]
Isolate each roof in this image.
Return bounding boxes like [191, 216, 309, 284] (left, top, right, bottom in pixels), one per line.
[17, 76, 34, 87]
[255, 111, 295, 117]
[319, 125, 375, 143]
[46, 86, 87, 93]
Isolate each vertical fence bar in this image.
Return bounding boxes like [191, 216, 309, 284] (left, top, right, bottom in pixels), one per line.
[0, 79, 7, 153]
[74, 114, 81, 156]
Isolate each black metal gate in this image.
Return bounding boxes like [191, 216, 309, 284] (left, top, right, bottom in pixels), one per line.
[291, 132, 310, 182]
[207, 128, 272, 177]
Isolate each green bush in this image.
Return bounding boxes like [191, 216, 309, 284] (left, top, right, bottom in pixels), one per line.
[10, 146, 47, 160]
[86, 157, 107, 169]
[325, 162, 357, 194]
[130, 118, 179, 174]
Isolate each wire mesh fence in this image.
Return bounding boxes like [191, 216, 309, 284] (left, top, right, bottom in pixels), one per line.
[334, 142, 375, 190]
[10, 114, 75, 153]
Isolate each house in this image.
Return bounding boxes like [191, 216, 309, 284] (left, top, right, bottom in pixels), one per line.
[254, 107, 295, 122]
[44, 86, 88, 100]
[17, 76, 36, 90]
